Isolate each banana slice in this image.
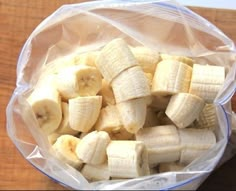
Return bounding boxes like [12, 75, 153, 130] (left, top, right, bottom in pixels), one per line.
[56, 102, 78, 135]
[95, 105, 123, 133]
[112, 66, 151, 103]
[151, 60, 192, 95]
[96, 38, 137, 83]
[179, 128, 216, 164]
[56, 65, 102, 99]
[98, 79, 116, 107]
[106, 140, 150, 178]
[165, 93, 205, 129]
[195, 104, 216, 130]
[135, 125, 181, 167]
[144, 72, 153, 88]
[109, 127, 134, 140]
[130, 46, 160, 74]
[81, 163, 110, 182]
[143, 107, 160, 128]
[75, 131, 111, 165]
[116, 97, 147, 133]
[159, 162, 184, 173]
[52, 134, 83, 169]
[69, 96, 102, 132]
[189, 64, 225, 103]
[27, 85, 62, 135]
[160, 53, 194, 66]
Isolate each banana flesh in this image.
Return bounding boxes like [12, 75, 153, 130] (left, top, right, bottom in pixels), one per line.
[76, 131, 110, 165]
[189, 64, 225, 103]
[195, 104, 216, 130]
[96, 38, 137, 83]
[152, 60, 192, 95]
[136, 125, 181, 167]
[68, 96, 102, 132]
[56, 65, 102, 99]
[130, 46, 160, 74]
[48, 132, 61, 145]
[74, 51, 99, 67]
[160, 53, 194, 66]
[81, 163, 110, 182]
[112, 66, 151, 103]
[116, 97, 147, 133]
[106, 140, 150, 178]
[165, 93, 205, 129]
[27, 85, 62, 135]
[52, 134, 83, 169]
[179, 128, 216, 164]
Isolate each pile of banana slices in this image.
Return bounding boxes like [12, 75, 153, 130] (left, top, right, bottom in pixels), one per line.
[27, 38, 225, 182]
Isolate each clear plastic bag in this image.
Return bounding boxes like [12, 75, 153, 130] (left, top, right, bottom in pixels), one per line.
[6, 0, 236, 190]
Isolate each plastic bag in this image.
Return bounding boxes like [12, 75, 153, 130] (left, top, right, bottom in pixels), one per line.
[6, 0, 236, 190]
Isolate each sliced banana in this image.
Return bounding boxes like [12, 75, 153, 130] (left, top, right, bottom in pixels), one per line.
[81, 163, 110, 182]
[69, 96, 102, 132]
[52, 134, 83, 169]
[98, 79, 116, 107]
[48, 132, 61, 145]
[95, 105, 123, 133]
[27, 85, 62, 135]
[56, 102, 78, 135]
[189, 64, 225, 103]
[130, 46, 160, 74]
[136, 125, 181, 167]
[106, 140, 150, 178]
[165, 93, 205, 129]
[96, 38, 137, 83]
[116, 97, 147, 133]
[195, 104, 216, 130]
[144, 72, 153, 88]
[76, 131, 111, 165]
[109, 127, 134, 140]
[160, 53, 194, 66]
[152, 60, 192, 95]
[56, 65, 102, 99]
[179, 128, 216, 164]
[112, 66, 151, 103]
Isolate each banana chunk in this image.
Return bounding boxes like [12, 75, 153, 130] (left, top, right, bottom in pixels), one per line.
[152, 60, 192, 95]
[179, 128, 216, 164]
[27, 85, 62, 135]
[160, 53, 194, 66]
[195, 104, 217, 130]
[130, 46, 160, 74]
[189, 64, 225, 103]
[81, 163, 110, 182]
[136, 125, 181, 167]
[74, 51, 100, 67]
[112, 66, 151, 103]
[106, 141, 150, 178]
[56, 65, 102, 99]
[165, 93, 205, 129]
[96, 38, 137, 83]
[69, 96, 102, 132]
[76, 131, 110, 165]
[52, 135, 83, 169]
[116, 98, 147, 133]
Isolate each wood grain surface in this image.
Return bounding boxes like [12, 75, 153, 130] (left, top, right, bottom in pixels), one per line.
[0, 0, 235, 190]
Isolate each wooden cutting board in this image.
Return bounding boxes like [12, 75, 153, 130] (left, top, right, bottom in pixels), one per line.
[0, 0, 235, 190]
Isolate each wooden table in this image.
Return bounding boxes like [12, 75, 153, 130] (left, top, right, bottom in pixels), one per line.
[0, 0, 236, 190]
